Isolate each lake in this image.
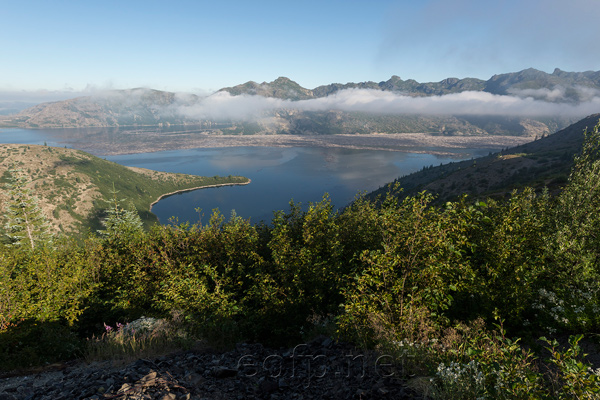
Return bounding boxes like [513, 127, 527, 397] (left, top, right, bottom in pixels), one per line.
[0, 127, 497, 224]
[106, 146, 491, 224]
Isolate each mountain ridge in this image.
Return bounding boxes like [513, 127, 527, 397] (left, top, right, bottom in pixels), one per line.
[221, 67, 600, 101]
[0, 68, 597, 136]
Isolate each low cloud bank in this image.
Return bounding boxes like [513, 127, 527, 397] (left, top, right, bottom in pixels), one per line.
[0, 90, 87, 114]
[304, 89, 600, 117]
[508, 85, 600, 103]
[178, 89, 600, 121]
[0, 88, 111, 104]
[177, 91, 286, 120]
[4, 86, 598, 121]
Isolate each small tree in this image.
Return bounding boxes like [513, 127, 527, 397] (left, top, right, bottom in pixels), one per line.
[97, 185, 143, 241]
[3, 169, 52, 249]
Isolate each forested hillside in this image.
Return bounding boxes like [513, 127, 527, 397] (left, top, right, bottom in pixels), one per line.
[1, 120, 599, 397]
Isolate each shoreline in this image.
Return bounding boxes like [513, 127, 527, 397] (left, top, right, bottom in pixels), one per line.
[149, 179, 251, 210]
[1, 131, 534, 157]
[102, 133, 534, 157]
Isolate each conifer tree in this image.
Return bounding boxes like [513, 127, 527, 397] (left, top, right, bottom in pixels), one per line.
[97, 185, 143, 240]
[3, 168, 52, 249]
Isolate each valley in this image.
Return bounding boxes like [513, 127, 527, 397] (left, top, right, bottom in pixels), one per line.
[0, 126, 533, 156]
[1, 79, 599, 398]
[4, 0, 600, 396]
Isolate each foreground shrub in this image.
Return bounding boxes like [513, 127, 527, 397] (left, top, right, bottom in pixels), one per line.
[433, 359, 486, 399]
[374, 318, 545, 399]
[0, 238, 99, 331]
[0, 319, 83, 370]
[338, 191, 474, 346]
[549, 120, 600, 283]
[544, 335, 600, 399]
[463, 188, 551, 331]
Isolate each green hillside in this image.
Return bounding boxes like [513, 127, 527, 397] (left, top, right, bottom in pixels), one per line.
[0, 144, 249, 236]
[368, 114, 600, 203]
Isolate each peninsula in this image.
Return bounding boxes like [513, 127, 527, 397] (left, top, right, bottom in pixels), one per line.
[149, 179, 251, 210]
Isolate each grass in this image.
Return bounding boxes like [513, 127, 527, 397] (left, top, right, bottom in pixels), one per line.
[84, 313, 199, 365]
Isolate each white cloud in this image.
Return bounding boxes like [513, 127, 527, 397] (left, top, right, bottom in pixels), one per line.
[6, 86, 596, 120]
[508, 87, 568, 102]
[300, 89, 600, 117]
[176, 89, 600, 121]
[508, 86, 600, 103]
[178, 91, 292, 120]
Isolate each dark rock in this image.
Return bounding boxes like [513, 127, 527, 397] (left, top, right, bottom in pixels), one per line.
[258, 378, 279, 394]
[213, 366, 238, 379]
[0, 337, 416, 399]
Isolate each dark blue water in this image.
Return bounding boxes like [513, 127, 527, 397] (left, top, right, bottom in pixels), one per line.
[1, 127, 493, 224]
[106, 146, 488, 224]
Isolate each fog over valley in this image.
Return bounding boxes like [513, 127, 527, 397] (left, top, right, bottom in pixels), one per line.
[177, 87, 600, 121]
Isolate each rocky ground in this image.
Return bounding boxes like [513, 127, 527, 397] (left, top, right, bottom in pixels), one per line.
[0, 336, 420, 399]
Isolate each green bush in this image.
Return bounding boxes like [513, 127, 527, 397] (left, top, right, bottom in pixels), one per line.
[1, 119, 600, 396]
[338, 191, 475, 345]
[0, 319, 83, 370]
[0, 240, 99, 328]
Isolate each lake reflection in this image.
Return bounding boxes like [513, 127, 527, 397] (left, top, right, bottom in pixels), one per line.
[107, 146, 486, 224]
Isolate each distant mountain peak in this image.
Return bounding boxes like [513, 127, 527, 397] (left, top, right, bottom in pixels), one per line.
[220, 77, 313, 100]
[2, 67, 598, 131]
[217, 67, 600, 102]
[272, 76, 294, 83]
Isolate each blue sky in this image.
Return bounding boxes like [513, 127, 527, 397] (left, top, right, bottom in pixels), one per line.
[1, 0, 599, 98]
